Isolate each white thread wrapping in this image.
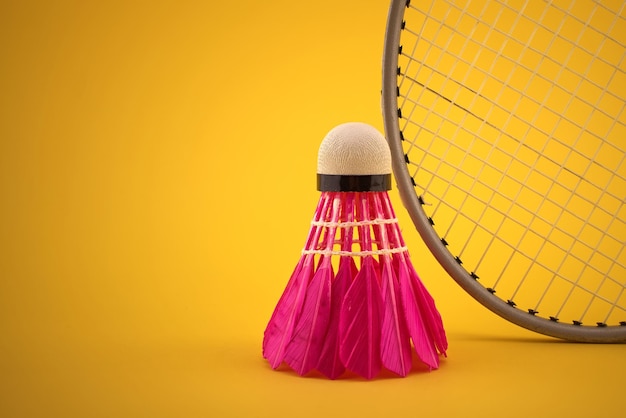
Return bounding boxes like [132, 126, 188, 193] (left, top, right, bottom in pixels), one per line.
[301, 246, 408, 257]
[310, 217, 399, 228]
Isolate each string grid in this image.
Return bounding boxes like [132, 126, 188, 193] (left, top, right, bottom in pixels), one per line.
[396, 0, 625, 325]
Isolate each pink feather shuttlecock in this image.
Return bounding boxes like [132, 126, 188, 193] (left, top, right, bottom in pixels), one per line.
[263, 122, 447, 379]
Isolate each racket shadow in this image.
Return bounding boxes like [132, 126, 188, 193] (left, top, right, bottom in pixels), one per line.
[450, 332, 576, 345]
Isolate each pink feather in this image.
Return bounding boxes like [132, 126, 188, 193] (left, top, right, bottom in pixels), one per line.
[283, 258, 333, 375]
[396, 254, 440, 369]
[339, 255, 383, 379]
[316, 256, 356, 379]
[380, 259, 413, 376]
[371, 193, 412, 377]
[317, 193, 356, 379]
[408, 263, 448, 355]
[381, 191, 447, 368]
[262, 193, 332, 369]
[262, 257, 314, 369]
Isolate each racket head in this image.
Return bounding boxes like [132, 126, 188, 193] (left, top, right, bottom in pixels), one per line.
[382, 0, 626, 342]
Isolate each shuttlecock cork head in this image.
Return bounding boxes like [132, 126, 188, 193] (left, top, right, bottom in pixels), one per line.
[317, 122, 392, 192]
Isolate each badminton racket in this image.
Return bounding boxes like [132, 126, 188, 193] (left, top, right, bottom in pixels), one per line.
[382, 0, 626, 342]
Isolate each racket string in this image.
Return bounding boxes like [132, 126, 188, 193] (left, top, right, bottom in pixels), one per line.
[406, 0, 624, 148]
[397, 0, 626, 325]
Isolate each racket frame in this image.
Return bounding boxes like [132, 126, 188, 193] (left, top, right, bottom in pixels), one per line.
[381, 0, 626, 343]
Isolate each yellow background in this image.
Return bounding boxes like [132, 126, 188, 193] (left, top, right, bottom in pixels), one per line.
[0, 1, 624, 417]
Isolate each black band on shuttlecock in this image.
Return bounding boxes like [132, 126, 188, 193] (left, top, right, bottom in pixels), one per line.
[317, 174, 392, 192]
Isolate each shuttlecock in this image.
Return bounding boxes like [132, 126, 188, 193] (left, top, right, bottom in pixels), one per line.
[263, 122, 447, 379]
